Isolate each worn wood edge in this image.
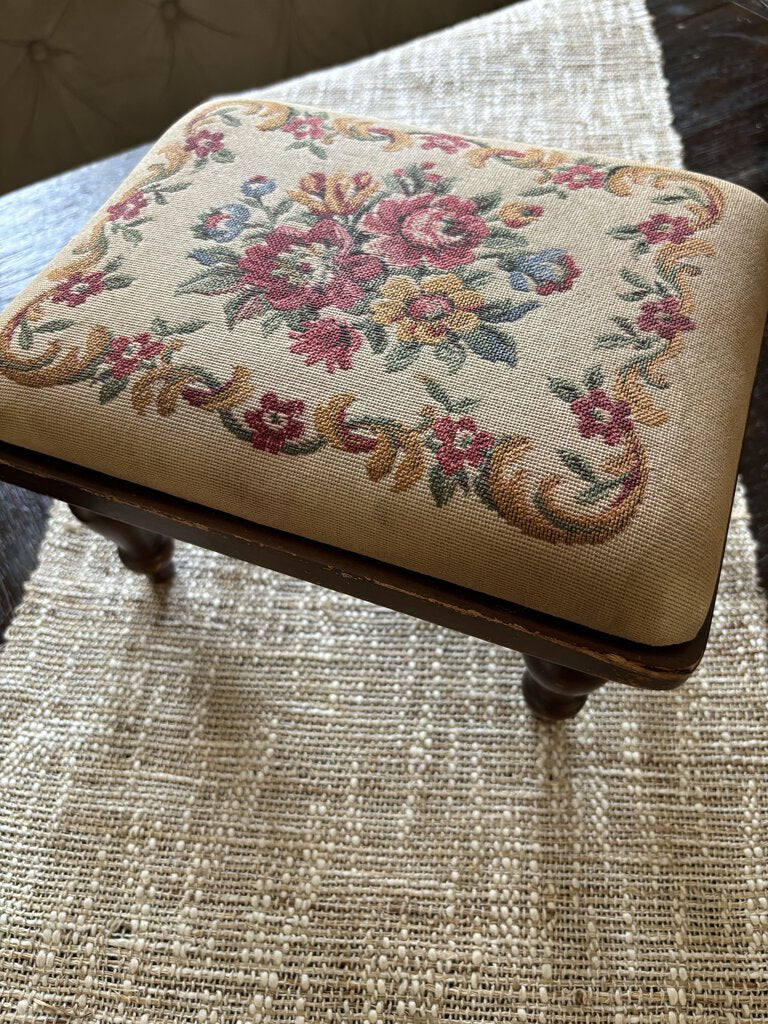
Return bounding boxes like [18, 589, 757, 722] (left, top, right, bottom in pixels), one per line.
[0, 440, 711, 687]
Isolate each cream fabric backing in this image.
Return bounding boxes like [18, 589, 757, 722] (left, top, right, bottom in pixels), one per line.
[3, 4, 768, 646]
[1, 2, 768, 1017]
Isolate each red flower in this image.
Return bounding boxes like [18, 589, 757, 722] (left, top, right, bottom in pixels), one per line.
[289, 317, 363, 373]
[184, 129, 224, 157]
[51, 271, 106, 308]
[237, 220, 382, 311]
[552, 163, 606, 190]
[433, 415, 495, 476]
[636, 213, 695, 245]
[420, 133, 471, 154]
[107, 190, 148, 222]
[636, 296, 695, 340]
[282, 116, 325, 140]
[244, 392, 305, 454]
[104, 332, 164, 379]
[570, 389, 632, 446]
[362, 192, 488, 270]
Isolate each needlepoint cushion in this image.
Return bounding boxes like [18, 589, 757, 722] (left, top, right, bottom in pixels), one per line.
[2, 98, 767, 646]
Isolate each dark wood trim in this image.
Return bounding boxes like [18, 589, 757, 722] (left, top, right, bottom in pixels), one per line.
[0, 439, 709, 689]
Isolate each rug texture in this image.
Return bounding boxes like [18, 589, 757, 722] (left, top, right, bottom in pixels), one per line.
[2, 1, 767, 1021]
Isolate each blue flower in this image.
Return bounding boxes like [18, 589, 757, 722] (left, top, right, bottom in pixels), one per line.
[197, 203, 250, 242]
[242, 175, 277, 198]
[507, 248, 580, 295]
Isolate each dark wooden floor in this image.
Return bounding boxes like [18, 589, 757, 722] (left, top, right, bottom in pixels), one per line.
[1, 0, 767, 636]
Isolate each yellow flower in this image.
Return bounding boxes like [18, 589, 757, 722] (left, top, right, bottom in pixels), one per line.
[498, 201, 544, 228]
[288, 171, 380, 216]
[371, 274, 484, 345]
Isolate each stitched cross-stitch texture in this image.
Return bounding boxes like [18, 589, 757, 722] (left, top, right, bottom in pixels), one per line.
[1, 8, 767, 646]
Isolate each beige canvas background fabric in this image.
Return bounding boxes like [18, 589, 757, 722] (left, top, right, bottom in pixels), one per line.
[4, 2, 767, 647]
[1, 0, 768, 1019]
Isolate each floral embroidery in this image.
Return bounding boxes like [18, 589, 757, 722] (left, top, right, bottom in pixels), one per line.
[0, 98, 727, 546]
[289, 317, 363, 372]
[244, 392, 306, 453]
[104, 333, 165, 380]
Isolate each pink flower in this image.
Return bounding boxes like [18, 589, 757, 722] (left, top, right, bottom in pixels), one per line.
[51, 271, 106, 307]
[362, 192, 488, 270]
[184, 129, 224, 157]
[636, 213, 695, 245]
[289, 317, 363, 373]
[636, 296, 695, 340]
[433, 415, 495, 476]
[282, 116, 325, 141]
[107, 190, 148, 222]
[570, 389, 633, 446]
[244, 392, 305, 454]
[237, 220, 383, 311]
[104, 332, 164, 379]
[552, 163, 606, 190]
[420, 133, 471, 154]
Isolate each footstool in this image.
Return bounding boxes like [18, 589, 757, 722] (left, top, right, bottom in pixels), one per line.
[1, 98, 767, 719]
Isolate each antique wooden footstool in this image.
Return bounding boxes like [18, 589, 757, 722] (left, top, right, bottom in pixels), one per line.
[2, 99, 767, 719]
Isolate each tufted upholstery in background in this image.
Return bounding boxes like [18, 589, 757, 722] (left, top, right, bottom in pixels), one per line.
[0, 0, 507, 195]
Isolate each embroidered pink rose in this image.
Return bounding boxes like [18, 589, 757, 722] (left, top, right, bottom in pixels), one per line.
[420, 133, 471, 154]
[433, 415, 495, 476]
[362, 192, 488, 270]
[552, 164, 606, 190]
[237, 220, 383, 311]
[244, 392, 306, 454]
[107, 190, 148, 222]
[282, 116, 325, 141]
[636, 213, 695, 245]
[289, 318, 363, 373]
[185, 129, 224, 157]
[571, 389, 633, 446]
[51, 271, 106, 307]
[636, 296, 695, 340]
[104, 332, 164, 379]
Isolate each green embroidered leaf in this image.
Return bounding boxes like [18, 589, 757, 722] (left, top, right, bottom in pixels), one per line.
[651, 193, 686, 204]
[189, 246, 240, 265]
[612, 315, 638, 335]
[608, 225, 639, 239]
[466, 327, 517, 367]
[548, 378, 582, 403]
[223, 292, 261, 329]
[620, 269, 652, 291]
[584, 364, 604, 390]
[473, 467, 497, 512]
[558, 450, 598, 483]
[428, 464, 457, 508]
[434, 340, 466, 374]
[103, 275, 134, 290]
[576, 478, 622, 505]
[18, 318, 35, 350]
[160, 182, 191, 193]
[98, 377, 128, 405]
[32, 319, 74, 334]
[367, 324, 390, 355]
[308, 143, 328, 160]
[176, 268, 241, 296]
[272, 199, 293, 218]
[479, 300, 538, 323]
[220, 112, 242, 126]
[102, 257, 122, 275]
[174, 321, 207, 334]
[618, 291, 647, 302]
[472, 189, 503, 213]
[595, 333, 634, 349]
[154, 193, 168, 206]
[121, 228, 142, 245]
[212, 148, 235, 163]
[450, 397, 481, 414]
[422, 377, 454, 410]
[384, 340, 422, 373]
[631, 240, 650, 255]
[152, 317, 171, 336]
[461, 267, 493, 286]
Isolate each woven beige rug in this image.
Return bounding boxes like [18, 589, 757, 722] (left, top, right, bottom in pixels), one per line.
[2, 1, 767, 1020]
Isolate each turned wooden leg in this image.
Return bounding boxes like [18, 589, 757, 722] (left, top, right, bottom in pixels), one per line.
[69, 505, 175, 583]
[522, 654, 607, 721]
